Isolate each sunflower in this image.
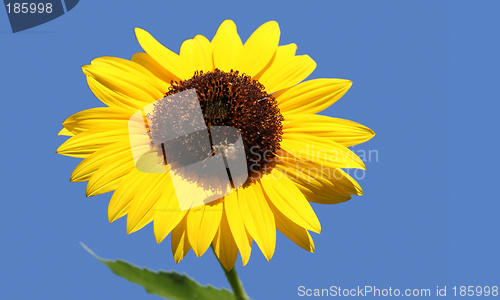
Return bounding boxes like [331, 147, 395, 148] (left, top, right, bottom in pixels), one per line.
[57, 20, 374, 271]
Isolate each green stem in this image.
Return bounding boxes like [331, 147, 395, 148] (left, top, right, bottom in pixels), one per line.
[211, 246, 251, 300]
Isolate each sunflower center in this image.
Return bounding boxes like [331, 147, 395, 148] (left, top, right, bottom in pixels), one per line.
[204, 97, 230, 120]
[149, 69, 283, 177]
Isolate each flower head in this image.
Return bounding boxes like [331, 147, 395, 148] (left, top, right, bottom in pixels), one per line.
[57, 20, 375, 270]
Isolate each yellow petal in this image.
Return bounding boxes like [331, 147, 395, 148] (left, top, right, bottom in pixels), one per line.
[194, 35, 214, 72]
[126, 174, 166, 234]
[260, 168, 321, 233]
[224, 190, 252, 266]
[252, 43, 297, 80]
[85, 75, 146, 110]
[211, 20, 243, 72]
[90, 56, 170, 94]
[82, 65, 159, 104]
[131, 52, 176, 84]
[153, 180, 187, 243]
[212, 210, 239, 271]
[57, 127, 74, 136]
[56, 127, 128, 158]
[186, 200, 223, 257]
[108, 169, 155, 222]
[332, 169, 363, 195]
[85, 149, 135, 197]
[134, 28, 194, 81]
[236, 21, 280, 77]
[275, 156, 362, 195]
[71, 140, 131, 182]
[274, 157, 357, 205]
[276, 78, 352, 114]
[283, 114, 375, 147]
[280, 133, 366, 170]
[180, 35, 213, 73]
[237, 183, 276, 261]
[171, 215, 191, 263]
[274, 207, 314, 252]
[277, 43, 297, 57]
[293, 178, 352, 205]
[62, 107, 132, 135]
[180, 39, 203, 72]
[258, 53, 316, 93]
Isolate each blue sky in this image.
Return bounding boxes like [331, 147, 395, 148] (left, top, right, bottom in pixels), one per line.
[1, 1, 496, 299]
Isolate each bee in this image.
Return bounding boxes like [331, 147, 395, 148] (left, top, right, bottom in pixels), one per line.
[212, 139, 236, 160]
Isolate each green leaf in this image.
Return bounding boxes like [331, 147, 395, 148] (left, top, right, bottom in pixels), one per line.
[81, 242, 236, 300]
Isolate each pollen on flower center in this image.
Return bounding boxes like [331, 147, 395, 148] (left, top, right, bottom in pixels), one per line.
[149, 69, 284, 177]
[204, 97, 230, 120]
